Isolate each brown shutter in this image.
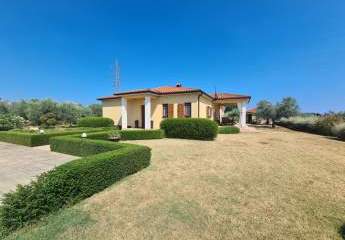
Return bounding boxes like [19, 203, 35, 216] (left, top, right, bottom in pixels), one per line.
[168, 104, 174, 118]
[177, 104, 184, 118]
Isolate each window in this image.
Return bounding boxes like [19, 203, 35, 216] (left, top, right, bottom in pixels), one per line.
[184, 102, 191, 118]
[207, 106, 212, 118]
[162, 104, 168, 118]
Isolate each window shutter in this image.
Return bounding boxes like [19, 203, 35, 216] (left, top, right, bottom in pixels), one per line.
[168, 104, 174, 118]
[177, 104, 184, 118]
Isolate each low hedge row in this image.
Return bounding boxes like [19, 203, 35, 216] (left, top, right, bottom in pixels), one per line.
[0, 128, 104, 146]
[120, 129, 165, 140]
[218, 126, 240, 134]
[0, 134, 151, 234]
[160, 118, 218, 140]
[77, 117, 114, 128]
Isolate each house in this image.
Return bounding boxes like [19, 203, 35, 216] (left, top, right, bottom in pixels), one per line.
[97, 83, 251, 129]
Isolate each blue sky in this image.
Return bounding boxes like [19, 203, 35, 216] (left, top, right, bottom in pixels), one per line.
[0, 0, 344, 112]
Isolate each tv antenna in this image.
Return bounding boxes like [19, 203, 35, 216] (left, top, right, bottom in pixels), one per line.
[114, 59, 121, 93]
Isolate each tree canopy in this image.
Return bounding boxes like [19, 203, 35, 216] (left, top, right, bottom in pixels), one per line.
[0, 99, 102, 126]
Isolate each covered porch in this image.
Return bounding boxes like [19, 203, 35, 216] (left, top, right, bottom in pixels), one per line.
[213, 95, 250, 128]
[120, 93, 156, 130]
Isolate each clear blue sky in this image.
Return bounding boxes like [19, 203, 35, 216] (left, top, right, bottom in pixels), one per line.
[1, 0, 344, 112]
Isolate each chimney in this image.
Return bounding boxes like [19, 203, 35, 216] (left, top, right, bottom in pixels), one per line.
[176, 82, 182, 87]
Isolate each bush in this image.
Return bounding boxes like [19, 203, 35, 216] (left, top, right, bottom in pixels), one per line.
[0, 135, 151, 234]
[0, 114, 25, 131]
[39, 112, 57, 128]
[77, 117, 114, 128]
[218, 126, 240, 134]
[314, 115, 342, 136]
[278, 116, 345, 138]
[160, 118, 218, 140]
[0, 128, 104, 146]
[120, 129, 165, 140]
[332, 123, 345, 140]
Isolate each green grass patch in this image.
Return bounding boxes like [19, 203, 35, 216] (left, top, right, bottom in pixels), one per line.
[218, 126, 240, 134]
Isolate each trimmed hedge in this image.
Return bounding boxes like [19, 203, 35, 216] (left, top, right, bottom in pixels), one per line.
[0, 134, 151, 234]
[120, 129, 165, 140]
[218, 126, 240, 134]
[77, 117, 114, 128]
[160, 118, 218, 140]
[0, 128, 104, 147]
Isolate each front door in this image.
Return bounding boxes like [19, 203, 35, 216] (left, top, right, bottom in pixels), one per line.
[141, 105, 145, 128]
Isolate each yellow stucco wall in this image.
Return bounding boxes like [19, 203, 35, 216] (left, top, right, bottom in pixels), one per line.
[101, 93, 215, 129]
[198, 95, 214, 120]
[102, 98, 121, 125]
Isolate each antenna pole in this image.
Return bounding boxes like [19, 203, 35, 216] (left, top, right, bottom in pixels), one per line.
[114, 59, 121, 93]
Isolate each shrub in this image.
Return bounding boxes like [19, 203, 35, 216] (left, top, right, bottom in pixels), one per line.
[160, 118, 218, 140]
[332, 123, 345, 140]
[120, 129, 165, 140]
[278, 116, 345, 138]
[314, 115, 342, 136]
[77, 117, 114, 128]
[0, 114, 25, 131]
[0, 128, 104, 146]
[0, 135, 151, 234]
[218, 126, 240, 134]
[39, 112, 57, 128]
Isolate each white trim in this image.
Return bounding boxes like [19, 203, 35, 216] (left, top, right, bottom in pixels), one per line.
[121, 97, 127, 129]
[144, 96, 151, 129]
[237, 102, 247, 127]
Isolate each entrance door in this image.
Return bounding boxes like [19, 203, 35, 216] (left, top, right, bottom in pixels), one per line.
[141, 105, 145, 128]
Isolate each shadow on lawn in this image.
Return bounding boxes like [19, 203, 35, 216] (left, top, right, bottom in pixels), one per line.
[339, 224, 345, 240]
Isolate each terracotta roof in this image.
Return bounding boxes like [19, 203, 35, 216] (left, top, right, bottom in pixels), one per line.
[97, 86, 250, 101]
[247, 108, 256, 113]
[150, 86, 199, 94]
[211, 93, 251, 100]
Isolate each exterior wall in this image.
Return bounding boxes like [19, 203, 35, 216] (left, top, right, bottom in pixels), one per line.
[199, 95, 214, 120]
[127, 99, 143, 128]
[101, 93, 240, 129]
[102, 98, 121, 125]
[151, 93, 200, 129]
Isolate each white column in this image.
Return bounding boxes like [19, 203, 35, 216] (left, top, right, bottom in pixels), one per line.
[144, 96, 151, 129]
[121, 97, 127, 129]
[237, 102, 247, 127]
[219, 105, 224, 124]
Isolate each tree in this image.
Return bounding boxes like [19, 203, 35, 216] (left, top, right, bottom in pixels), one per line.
[0, 99, 9, 114]
[276, 97, 299, 120]
[89, 104, 102, 116]
[224, 106, 239, 125]
[57, 102, 82, 126]
[256, 100, 276, 125]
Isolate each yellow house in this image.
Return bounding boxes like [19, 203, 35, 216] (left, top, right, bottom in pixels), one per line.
[97, 84, 251, 129]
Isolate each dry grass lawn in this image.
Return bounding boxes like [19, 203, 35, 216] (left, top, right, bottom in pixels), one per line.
[7, 127, 345, 240]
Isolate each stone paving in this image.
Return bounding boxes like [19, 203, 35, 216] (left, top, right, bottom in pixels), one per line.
[0, 141, 76, 198]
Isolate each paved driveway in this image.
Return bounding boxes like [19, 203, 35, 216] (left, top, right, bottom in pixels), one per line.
[0, 142, 76, 197]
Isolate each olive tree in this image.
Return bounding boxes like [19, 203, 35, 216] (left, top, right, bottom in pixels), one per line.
[256, 100, 276, 126]
[276, 97, 299, 120]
